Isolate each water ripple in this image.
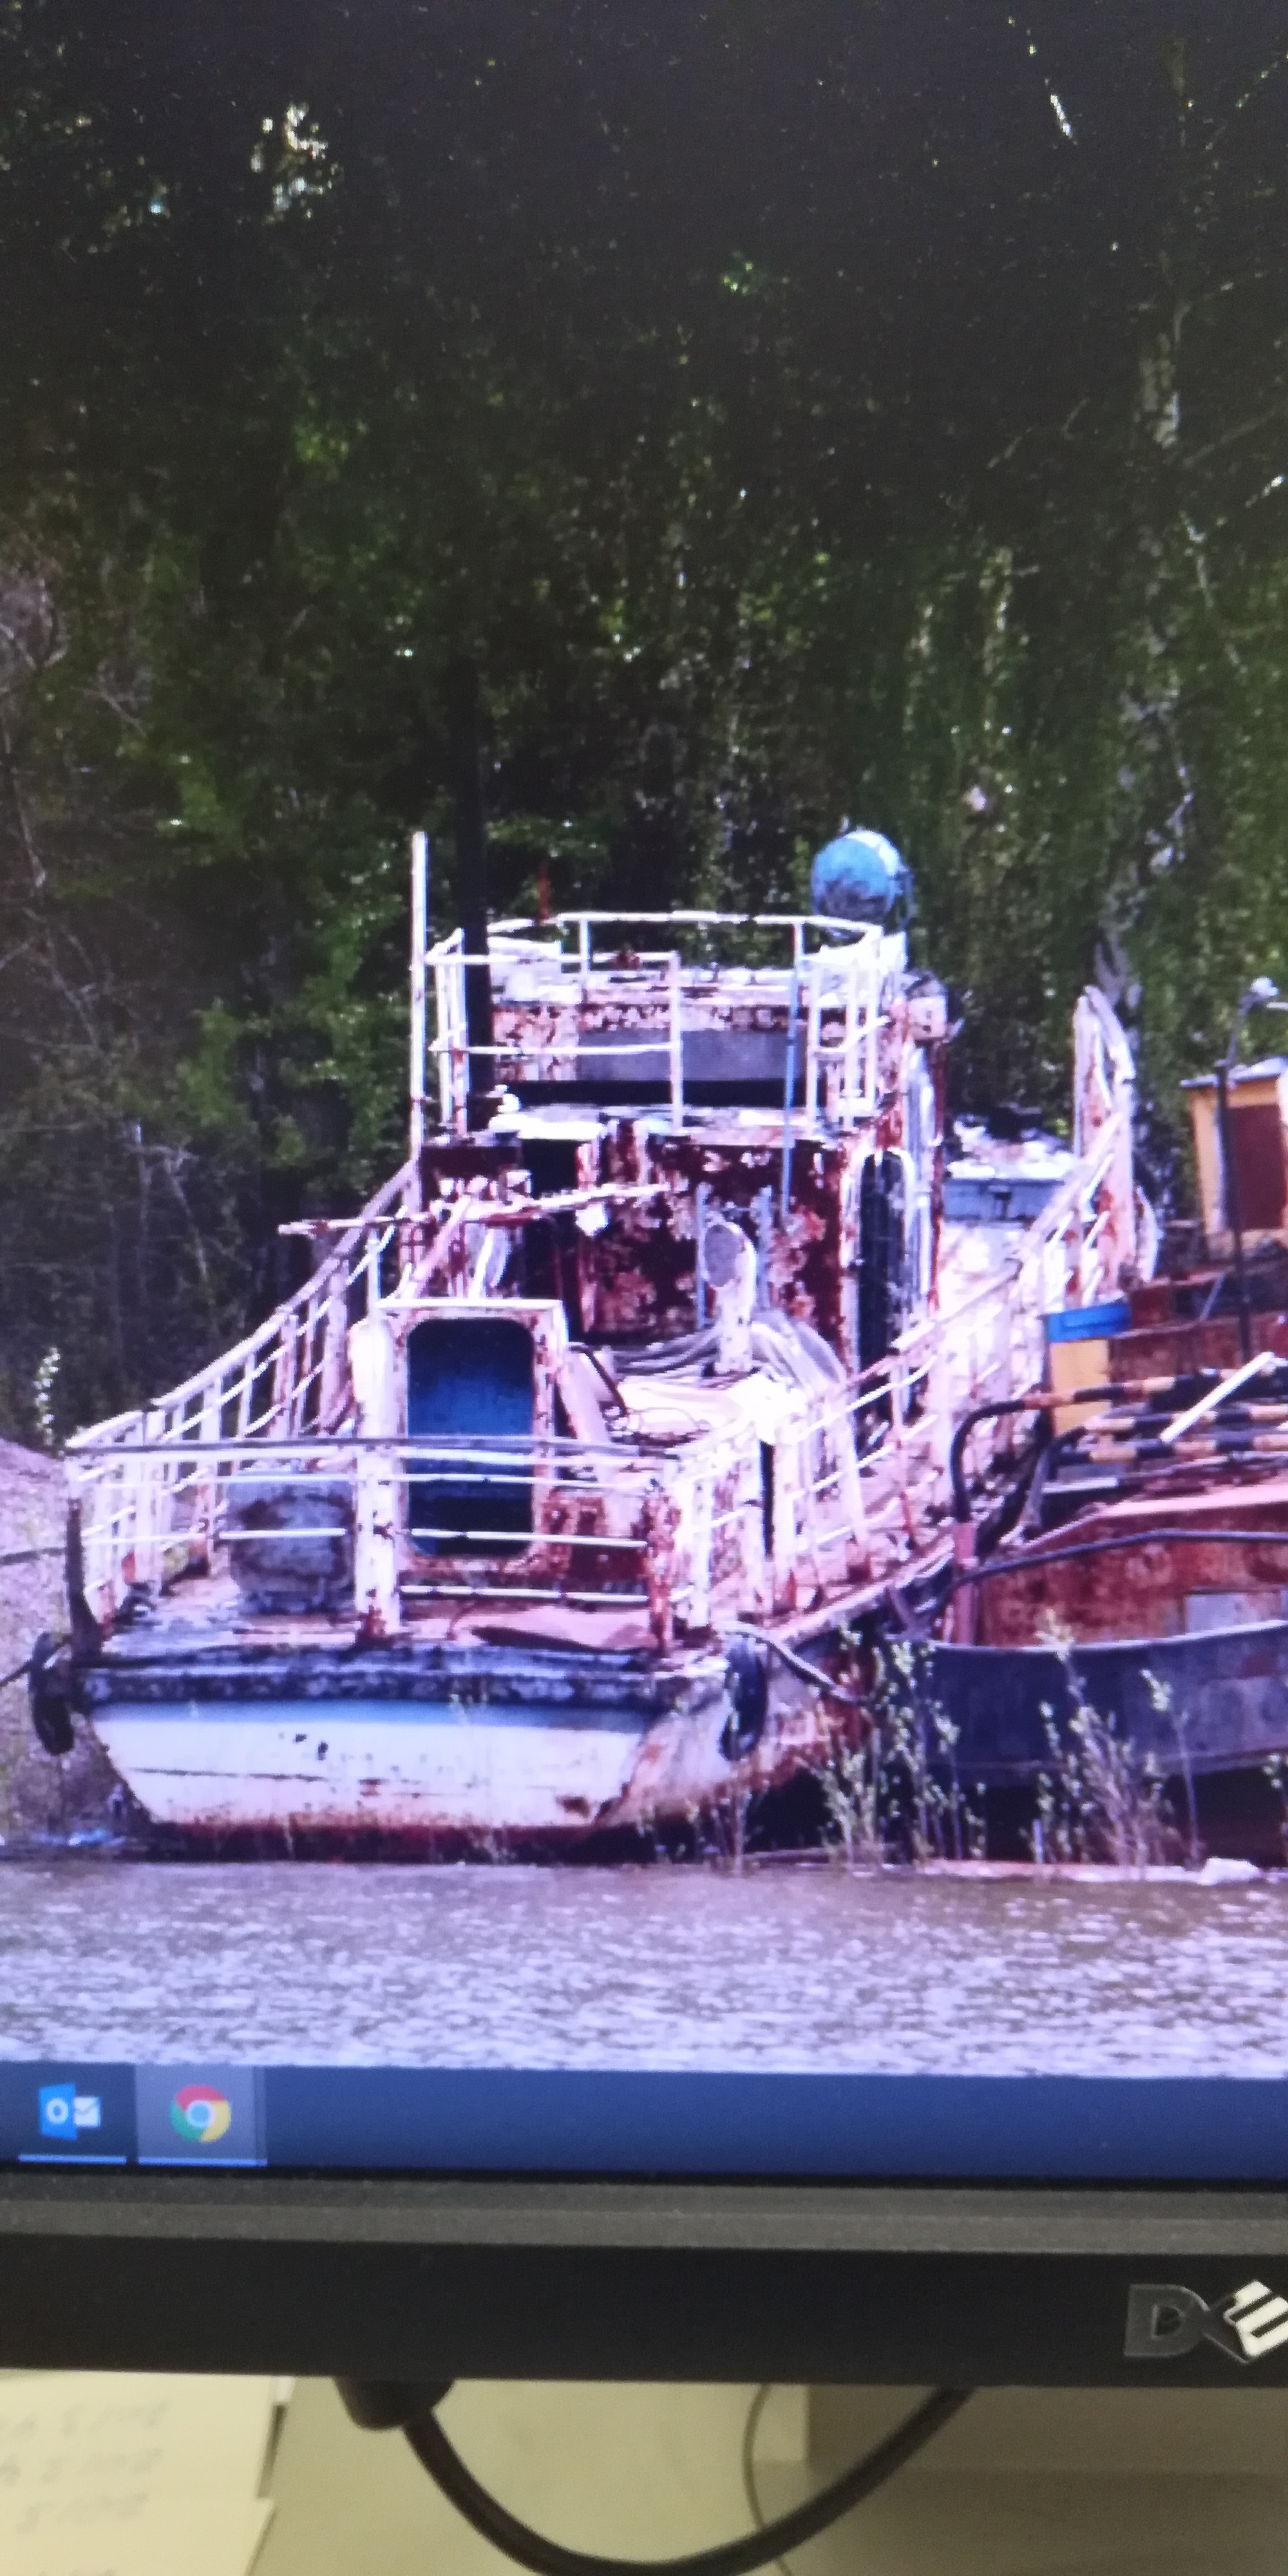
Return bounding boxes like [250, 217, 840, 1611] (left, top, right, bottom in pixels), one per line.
[0, 1862, 1285, 2075]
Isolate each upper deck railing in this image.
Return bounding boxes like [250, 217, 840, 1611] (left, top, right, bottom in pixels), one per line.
[414, 842, 901, 1142]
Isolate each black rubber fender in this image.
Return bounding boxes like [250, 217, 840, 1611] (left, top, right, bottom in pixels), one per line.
[28, 1633, 76, 1758]
[721, 1636, 769, 1760]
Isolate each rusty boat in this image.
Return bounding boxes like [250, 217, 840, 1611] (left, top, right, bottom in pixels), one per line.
[916, 1040, 1288, 1863]
[29, 835, 1148, 1855]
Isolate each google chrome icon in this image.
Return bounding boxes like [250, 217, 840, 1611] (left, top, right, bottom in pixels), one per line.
[170, 2084, 233, 2145]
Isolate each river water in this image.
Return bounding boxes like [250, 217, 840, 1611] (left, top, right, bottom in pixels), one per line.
[0, 1860, 1285, 2076]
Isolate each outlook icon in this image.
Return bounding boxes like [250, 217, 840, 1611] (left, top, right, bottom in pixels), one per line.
[38, 2081, 102, 2140]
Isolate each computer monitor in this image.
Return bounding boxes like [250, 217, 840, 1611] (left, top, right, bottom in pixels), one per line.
[3, 1, 1288, 2392]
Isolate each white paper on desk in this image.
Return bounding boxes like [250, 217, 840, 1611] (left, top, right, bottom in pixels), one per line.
[0, 2372, 279, 2494]
[4, 2494, 274, 2576]
[0, 2374, 280, 2576]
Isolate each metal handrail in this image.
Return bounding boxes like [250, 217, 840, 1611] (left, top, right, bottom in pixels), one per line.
[426, 909, 894, 1135]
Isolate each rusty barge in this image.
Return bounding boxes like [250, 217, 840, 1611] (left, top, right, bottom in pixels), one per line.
[30, 833, 1146, 1855]
[918, 1019, 1288, 1864]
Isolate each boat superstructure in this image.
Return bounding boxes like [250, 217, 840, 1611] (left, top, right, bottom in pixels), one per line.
[33, 841, 1143, 1853]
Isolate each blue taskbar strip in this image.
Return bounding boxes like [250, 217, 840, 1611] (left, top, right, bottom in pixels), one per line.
[0, 2065, 1287, 2180]
[265, 2069, 1288, 2182]
[136, 2157, 264, 2169]
[19, 2153, 129, 2167]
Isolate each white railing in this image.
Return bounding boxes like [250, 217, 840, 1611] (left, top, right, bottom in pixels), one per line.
[875, 1099, 1138, 1548]
[66, 1158, 416, 1598]
[423, 901, 896, 1137]
[65, 1111, 1130, 1645]
[69, 1425, 665, 1626]
[65, 1381, 942, 1646]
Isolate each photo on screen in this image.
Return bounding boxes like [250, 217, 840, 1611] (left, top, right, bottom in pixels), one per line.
[1, 3, 1287, 2177]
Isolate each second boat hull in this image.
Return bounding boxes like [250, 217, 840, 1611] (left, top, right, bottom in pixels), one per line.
[924, 1618, 1288, 1784]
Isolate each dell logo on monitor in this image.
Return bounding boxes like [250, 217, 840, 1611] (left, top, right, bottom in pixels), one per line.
[1126, 2280, 1288, 2366]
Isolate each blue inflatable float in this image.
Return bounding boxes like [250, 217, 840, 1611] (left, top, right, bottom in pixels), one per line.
[809, 828, 914, 928]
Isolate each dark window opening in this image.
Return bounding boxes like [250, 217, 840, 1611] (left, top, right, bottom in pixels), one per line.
[524, 1137, 581, 1196]
[521, 1139, 586, 1334]
[760, 1440, 775, 1557]
[1230, 1103, 1287, 1232]
[406, 1316, 535, 1556]
[512, 1076, 807, 1111]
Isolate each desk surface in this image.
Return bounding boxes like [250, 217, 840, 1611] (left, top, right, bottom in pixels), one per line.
[258, 2378, 1288, 2576]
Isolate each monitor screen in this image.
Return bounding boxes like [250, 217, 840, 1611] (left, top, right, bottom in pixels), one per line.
[3, 3, 1288, 2196]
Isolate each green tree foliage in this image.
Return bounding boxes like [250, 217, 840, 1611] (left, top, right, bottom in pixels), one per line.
[2, 1, 1288, 1432]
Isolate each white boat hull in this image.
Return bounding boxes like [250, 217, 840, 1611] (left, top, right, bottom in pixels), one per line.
[95, 1698, 653, 1844]
[85, 1634, 830, 1852]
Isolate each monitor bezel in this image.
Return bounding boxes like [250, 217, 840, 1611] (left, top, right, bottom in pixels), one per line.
[2, 2172, 1287, 2385]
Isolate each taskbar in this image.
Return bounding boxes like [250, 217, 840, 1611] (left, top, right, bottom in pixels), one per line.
[0, 2063, 1287, 2180]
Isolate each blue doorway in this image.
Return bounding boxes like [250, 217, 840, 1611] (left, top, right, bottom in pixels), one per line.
[406, 1317, 535, 1555]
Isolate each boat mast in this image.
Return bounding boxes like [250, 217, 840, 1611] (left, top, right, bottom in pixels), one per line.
[409, 829, 429, 1212]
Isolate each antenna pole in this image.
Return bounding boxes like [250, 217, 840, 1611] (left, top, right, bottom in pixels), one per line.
[409, 831, 429, 1210]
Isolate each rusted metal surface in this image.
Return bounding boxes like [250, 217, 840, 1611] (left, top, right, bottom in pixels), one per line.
[580, 1128, 863, 1352]
[1106, 1311, 1288, 1384]
[977, 1480, 1288, 1647]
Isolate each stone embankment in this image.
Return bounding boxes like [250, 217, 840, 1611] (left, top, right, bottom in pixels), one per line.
[0, 1441, 123, 1847]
